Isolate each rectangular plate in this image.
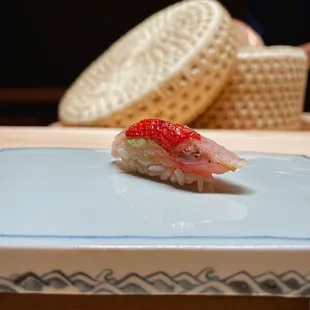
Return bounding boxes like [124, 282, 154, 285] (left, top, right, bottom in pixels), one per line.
[0, 147, 310, 297]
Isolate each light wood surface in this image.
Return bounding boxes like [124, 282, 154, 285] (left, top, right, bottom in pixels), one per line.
[0, 125, 309, 310]
[1, 126, 310, 155]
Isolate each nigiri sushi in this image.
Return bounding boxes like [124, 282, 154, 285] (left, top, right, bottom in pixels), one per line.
[111, 118, 249, 192]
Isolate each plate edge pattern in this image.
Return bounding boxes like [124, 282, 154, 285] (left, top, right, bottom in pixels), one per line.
[0, 267, 310, 296]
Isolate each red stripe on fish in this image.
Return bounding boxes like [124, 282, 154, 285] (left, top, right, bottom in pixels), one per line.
[125, 118, 201, 152]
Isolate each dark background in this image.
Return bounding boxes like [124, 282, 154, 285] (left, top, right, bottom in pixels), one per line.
[0, 1, 309, 125]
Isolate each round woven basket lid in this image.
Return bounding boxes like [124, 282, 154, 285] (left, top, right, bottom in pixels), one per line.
[191, 46, 309, 130]
[58, 0, 237, 127]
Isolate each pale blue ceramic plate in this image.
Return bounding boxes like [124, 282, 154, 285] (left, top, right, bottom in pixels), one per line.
[0, 147, 309, 248]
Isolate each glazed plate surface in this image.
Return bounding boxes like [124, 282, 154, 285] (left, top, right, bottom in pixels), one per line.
[0, 147, 309, 248]
[1, 147, 310, 297]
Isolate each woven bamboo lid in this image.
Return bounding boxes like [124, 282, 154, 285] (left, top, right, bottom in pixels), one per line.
[191, 46, 308, 130]
[58, 0, 237, 127]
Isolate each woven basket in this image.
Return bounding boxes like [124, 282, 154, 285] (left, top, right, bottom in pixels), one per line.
[58, 0, 237, 127]
[191, 46, 309, 130]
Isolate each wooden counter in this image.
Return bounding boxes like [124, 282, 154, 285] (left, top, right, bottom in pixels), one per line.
[1, 126, 309, 155]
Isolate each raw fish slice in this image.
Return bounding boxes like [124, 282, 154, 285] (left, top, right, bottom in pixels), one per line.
[111, 119, 249, 192]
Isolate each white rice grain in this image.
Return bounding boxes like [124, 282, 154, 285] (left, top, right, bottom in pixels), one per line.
[186, 173, 198, 183]
[137, 163, 147, 174]
[175, 169, 185, 186]
[170, 174, 177, 183]
[160, 158, 174, 167]
[138, 156, 152, 166]
[148, 165, 165, 174]
[160, 169, 172, 181]
[119, 148, 129, 160]
[197, 177, 204, 192]
[128, 160, 137, 172]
